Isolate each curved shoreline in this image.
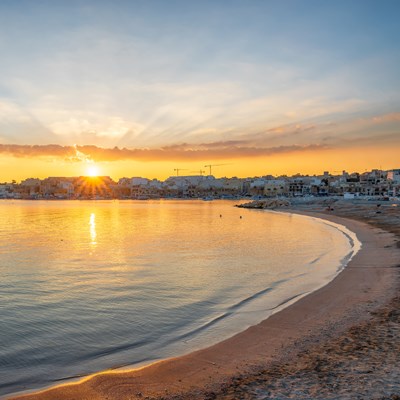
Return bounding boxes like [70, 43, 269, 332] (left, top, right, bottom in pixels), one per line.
[8, 210, 400, 400]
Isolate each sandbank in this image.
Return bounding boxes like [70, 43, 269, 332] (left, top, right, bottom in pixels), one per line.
[8, 208, 400, 400]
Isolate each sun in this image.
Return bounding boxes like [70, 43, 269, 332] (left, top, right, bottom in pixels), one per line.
[86, 165, 99, 177]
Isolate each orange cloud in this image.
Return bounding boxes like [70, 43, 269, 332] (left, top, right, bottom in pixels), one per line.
[0, 144, 76, 158]
[0, 143, 328, 162]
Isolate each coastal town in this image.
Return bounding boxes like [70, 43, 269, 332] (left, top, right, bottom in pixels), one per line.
[1, 168, 399, 200]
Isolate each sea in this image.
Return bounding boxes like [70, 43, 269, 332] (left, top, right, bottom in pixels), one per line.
[0, 200, 360, 397]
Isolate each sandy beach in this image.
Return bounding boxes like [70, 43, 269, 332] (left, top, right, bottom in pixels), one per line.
[8, 200, 400, 400]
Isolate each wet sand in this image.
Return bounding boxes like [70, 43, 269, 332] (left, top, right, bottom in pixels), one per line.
[214, 202, 400, 400]
[9, 201, 400, 400]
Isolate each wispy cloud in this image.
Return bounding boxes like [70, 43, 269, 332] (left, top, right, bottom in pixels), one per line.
[2, 106, 399, 164]
[372, 112, 400, 123]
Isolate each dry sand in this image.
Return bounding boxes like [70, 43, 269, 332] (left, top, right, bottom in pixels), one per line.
[9, 201, 400, 400]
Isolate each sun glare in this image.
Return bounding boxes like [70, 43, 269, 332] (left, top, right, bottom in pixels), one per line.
[86, 165, 99, 177]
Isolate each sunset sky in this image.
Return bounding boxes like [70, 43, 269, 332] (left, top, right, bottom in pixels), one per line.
[0, 0, 399, 181]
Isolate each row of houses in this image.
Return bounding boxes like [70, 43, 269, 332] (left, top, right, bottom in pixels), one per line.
[1, 169, 399, 200]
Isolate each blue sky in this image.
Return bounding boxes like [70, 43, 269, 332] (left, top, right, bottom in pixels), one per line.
[0, 0, 399, 174]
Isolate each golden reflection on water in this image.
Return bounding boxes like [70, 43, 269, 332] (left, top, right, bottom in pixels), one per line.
[89, 213, 97, 245]
[0, 200, 357, 397]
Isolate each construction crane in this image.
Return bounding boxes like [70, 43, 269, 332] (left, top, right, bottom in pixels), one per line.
[173, 168, 188, 176]
[204, 164, 229, 176]
[190, 170, 205, 176]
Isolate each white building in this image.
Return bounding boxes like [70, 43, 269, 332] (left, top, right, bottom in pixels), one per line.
[164, 175, 205, 189]
[148, 179, 163, 189]
[131, 177, 149, 186]
[263, 179, 287, 196]
[387, 169, 400, 183]
[250, 179, 266, 189]
[0, 184, 14, 198]
[21, 178, 41, 186]
[221, 178, 244, 192]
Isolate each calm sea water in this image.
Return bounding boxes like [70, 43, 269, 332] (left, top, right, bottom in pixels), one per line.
[0, 200, 359, 397]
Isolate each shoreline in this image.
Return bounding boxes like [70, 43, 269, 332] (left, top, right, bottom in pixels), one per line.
[8, 208, 400, 400]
